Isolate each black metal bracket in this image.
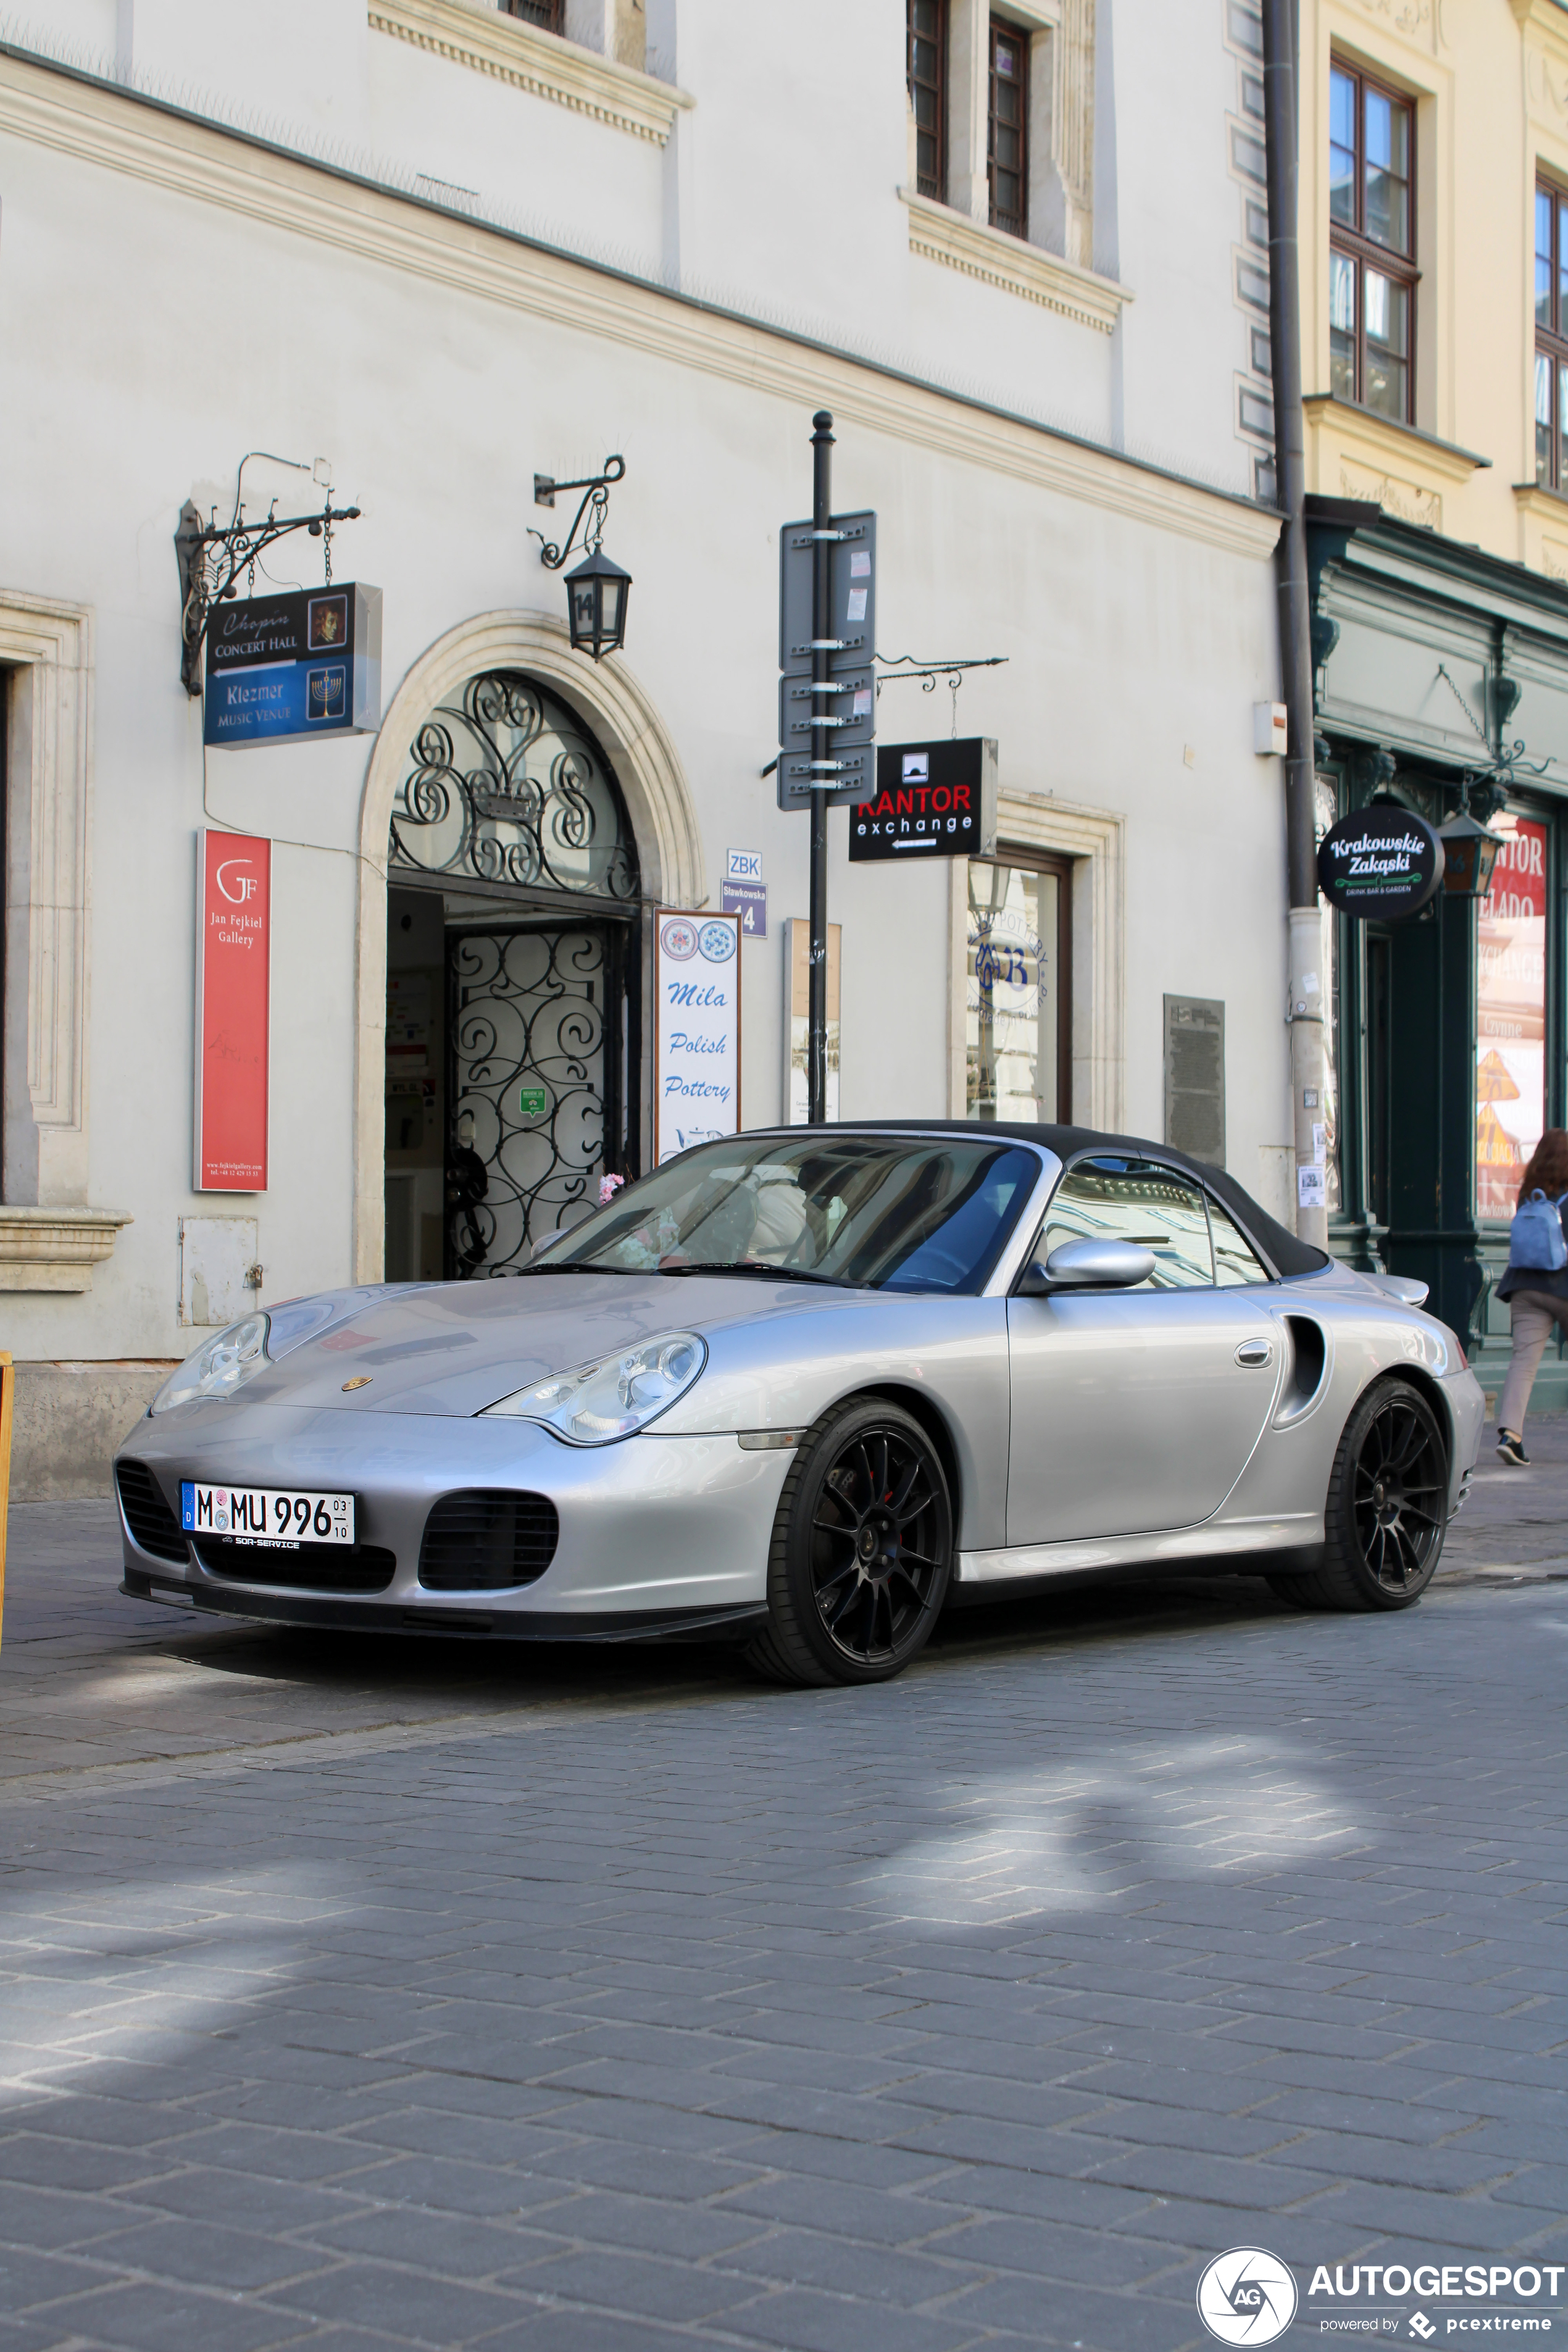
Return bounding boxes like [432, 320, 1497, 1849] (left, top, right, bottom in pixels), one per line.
[529, 454, 625, 571]
[175, 480, 362, 696]
[1434, 662, 1551, 812]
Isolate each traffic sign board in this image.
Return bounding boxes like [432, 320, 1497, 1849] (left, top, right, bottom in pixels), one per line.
[778, 512, 875, 678]
[778, 665, 875, 754]
[776, 745, 874, 811]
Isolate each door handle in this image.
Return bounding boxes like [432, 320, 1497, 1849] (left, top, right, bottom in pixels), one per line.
[1235, 1338, 1273, 1368]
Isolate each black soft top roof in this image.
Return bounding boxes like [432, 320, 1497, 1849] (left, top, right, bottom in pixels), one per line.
[837, 1120, 1331, 1280]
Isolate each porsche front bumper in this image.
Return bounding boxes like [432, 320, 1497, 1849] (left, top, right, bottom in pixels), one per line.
[115, 1404, 791, 1640]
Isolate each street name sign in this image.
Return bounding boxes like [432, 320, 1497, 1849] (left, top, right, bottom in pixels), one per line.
[848, 738, 999, 862]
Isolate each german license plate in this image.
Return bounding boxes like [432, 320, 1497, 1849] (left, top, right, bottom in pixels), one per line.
[181, 1483, 356, 1548]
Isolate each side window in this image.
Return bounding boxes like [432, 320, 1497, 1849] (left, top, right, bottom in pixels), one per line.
[1208, 1198, 1272, 1287]
[1041, 1157, 1214, 1290]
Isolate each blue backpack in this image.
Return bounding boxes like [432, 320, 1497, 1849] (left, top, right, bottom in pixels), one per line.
[1509, 1188, 1568, 1273]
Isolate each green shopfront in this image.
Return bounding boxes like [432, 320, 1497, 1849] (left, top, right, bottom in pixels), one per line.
[1309, 496, 1568, 1408]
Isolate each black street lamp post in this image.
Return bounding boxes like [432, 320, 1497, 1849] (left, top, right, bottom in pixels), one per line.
[530, 455, 630, 661]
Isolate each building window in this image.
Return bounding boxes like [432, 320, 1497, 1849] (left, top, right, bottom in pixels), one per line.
[500, 0, 563, 28]
[908, 0, 948, 203]
[967, 852, 1070, 1124]
[1328, 61, 1416, 423]
[1535, 183, 1568, 491]
[988, 17, 1028, 239]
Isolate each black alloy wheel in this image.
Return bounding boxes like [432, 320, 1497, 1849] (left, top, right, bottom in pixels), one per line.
[746, 1398, 954, 1687]
[1269, 1375, 1448, 1613]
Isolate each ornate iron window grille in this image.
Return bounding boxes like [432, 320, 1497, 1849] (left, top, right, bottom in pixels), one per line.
[390, 672, 639, 903]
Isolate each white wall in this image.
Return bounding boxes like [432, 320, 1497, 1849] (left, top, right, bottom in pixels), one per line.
[0, 2, 1288, 1374]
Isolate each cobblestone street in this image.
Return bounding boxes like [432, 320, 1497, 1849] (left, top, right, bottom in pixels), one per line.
[1, 1431, 1564, 2352]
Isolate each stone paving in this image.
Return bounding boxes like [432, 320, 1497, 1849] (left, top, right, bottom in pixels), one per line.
[0, 1423, 1564, 2352]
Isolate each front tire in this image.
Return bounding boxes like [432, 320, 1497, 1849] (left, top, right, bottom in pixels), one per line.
[744, 1399, 954, 1687]
[1278, 1376, 1448, 1612]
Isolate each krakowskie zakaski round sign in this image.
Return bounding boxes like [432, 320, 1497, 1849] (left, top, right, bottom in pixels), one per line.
[1317, 804, 1444, 919]
[1196, 2248, 1299, 2345]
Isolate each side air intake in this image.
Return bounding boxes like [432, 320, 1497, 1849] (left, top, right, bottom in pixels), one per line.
[114, 1461, 189, 1564]
[418, 1491, 559, 1591]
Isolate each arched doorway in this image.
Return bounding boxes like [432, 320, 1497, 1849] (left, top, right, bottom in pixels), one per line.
[384, 670, 641, 1280]
[353, 613, 704, 1285]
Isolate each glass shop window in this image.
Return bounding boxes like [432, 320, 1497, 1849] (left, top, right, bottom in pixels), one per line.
[1476, 815, 1548, 1220]
[967, 852, 1071, 1123]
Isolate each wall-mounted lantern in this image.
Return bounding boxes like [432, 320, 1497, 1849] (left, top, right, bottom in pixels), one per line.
[564, 547, 632, 662]
[530, 454, 630, 661]
[1438, 804, 1503, 900]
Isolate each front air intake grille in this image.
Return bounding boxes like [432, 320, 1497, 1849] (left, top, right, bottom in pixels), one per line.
[418, 1490, 559, 1591]
[191, 1538, 397, 1594]
[115, 1460, 189, 1564]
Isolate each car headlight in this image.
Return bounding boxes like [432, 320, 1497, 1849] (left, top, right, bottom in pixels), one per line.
[151, 1314, 270, 1413]
[482, 1331, 707, 1445]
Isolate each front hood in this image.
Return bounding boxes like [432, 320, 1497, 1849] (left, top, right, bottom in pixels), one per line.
[219, 1275, 859, 1419]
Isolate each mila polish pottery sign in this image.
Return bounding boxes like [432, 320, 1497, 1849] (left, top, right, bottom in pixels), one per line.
[203, 583, 382, 747]
[1317, 805, 1444, 920]
[654, 912, 741, 1164]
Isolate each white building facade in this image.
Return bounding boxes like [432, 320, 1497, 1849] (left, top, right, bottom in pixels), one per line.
[1, 0, 1290, 1490]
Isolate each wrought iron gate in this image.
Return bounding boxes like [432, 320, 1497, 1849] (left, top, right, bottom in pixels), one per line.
[445, 924, 632, 1277]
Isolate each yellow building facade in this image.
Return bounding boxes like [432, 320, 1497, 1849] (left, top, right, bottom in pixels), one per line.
[1296, 0, 1568, 1403]
[1300, 0, 1568, 576]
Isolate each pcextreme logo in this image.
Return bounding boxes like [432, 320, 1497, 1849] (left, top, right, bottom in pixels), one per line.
[1198, 2248, 1300, 2345]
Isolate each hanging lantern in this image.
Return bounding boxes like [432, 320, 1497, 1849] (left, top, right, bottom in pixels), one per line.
[1437, 809, 1503, 899]
[564, 547, 632, 662]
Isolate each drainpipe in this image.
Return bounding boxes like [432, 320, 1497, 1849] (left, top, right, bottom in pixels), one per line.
[1262, 0, 1327, 1248]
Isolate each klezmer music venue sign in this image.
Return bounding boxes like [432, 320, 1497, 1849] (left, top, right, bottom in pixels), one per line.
[204, 583, 382, 748]
[1316, 804, 1444, 920]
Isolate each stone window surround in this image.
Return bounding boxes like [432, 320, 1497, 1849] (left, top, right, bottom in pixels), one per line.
[946, 788, 1125, 1131]
[367, 0, 692, 146]
[1, 589, 129, 1289]
[906, 0, 1109, 314]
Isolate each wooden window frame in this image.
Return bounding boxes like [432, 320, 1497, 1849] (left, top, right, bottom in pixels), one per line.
[969, 846, 1072, 1125]
[1328, 59, 1418, 425]
[500, 0, 564, 30]
[987, 15, 1029, 241]
[907, 0, 948, 206]
[1536, 177, 1568, 493]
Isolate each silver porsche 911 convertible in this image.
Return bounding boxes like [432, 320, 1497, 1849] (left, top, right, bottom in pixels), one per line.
[115, 1124, 1485, 1686]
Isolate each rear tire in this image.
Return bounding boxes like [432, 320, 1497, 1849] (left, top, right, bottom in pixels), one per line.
[1278, 1377, 1448, 1613]
[743, 1399, 954, 1688]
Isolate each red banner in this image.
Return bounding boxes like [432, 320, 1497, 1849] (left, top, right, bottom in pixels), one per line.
[195, 830, 270, 1191]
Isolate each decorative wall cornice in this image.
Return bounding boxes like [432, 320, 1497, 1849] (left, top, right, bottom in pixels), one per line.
[901, 188, 1130, 333]
[1334, 0, 1441, 55]
[0, 56, 1272, 562]
[0, 1207, 130, 1291]
[367, 0, 691, 145]
[1304, 396, 1491, 485]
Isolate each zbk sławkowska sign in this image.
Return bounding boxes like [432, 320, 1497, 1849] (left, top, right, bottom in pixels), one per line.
[1316, 804, 1444, 920]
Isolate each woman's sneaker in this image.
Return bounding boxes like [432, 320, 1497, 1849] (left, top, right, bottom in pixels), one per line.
[1496, 1428, 1530, 1467]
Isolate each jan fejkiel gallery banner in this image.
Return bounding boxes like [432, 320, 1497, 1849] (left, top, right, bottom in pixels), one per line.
[654, 912, 741, 1165]
[195, 830, 270, 1192]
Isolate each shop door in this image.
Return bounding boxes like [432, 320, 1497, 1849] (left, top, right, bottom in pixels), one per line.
[446, 924, 627, 1277]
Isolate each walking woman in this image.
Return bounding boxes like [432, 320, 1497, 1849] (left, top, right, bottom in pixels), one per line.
[1495, 1128, 1568, 1466]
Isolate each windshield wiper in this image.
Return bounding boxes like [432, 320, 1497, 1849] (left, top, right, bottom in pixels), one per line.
[656, 1261, 864, 1289]
[514, 1261, 652, 1277]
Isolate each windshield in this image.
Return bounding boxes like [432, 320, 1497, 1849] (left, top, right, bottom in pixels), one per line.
[533, 1135, 1043, 1293]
